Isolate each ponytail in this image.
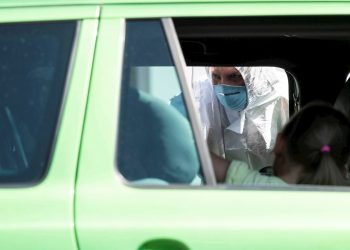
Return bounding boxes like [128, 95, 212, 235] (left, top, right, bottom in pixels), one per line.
[282, 102, 350, 186]
[298, 153, 347, 185]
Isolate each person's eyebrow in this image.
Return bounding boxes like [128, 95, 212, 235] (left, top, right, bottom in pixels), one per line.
[227, 73, 242, 78]
[211, 73, 220, 78]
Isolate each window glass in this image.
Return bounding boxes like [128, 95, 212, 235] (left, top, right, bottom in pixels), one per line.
[117, 20, 202, 186]
[0, 21, 76, 184]
[129, 66, 181, 103]
[118, 19, 293, 187]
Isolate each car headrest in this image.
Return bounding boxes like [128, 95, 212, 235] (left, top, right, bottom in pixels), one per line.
[117, 87, 200, 184]
[334, 83, 350, 120]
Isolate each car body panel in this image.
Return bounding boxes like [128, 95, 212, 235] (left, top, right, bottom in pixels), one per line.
[2, 0, 350, 8]
[0, 1, 350, 249]
[102, 2, 350, 18]
[0, 15, 99, 249]
[74, 6, 350, 250]
[0, 6, 99, 22]
[0, 0, 347, 24]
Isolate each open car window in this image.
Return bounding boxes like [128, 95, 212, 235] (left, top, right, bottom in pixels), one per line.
[117, 16, 350, 189]
[174, 16, 350, 188]
[117, 18, 292, 187]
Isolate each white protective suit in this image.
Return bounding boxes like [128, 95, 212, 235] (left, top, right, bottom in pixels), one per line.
[192, 67, 289, 170]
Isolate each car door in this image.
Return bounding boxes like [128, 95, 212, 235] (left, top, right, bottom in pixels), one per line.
[0, 5, 99, 249]
[75, 2, 350, 250]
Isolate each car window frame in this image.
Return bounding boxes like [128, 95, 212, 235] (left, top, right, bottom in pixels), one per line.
[0, 20, 79, 187]
[115, 15, 350, 192]
[161, 18, 216, 185]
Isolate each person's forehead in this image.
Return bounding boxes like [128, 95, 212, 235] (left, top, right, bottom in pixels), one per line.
[210, 67, 240, 74]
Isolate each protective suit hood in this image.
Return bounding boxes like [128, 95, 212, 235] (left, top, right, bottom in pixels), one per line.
[192, 66, 289, 170]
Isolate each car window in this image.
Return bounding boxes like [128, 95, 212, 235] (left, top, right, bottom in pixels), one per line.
[0, 21, 76, 184]
[117, 18, 293, 187]
[189, 65, 290, 172]
[117, 19, 202, 185]
[173, 16, 350, 188]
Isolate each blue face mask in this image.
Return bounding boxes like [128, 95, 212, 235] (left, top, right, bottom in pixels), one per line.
[214, 85, 248, 111]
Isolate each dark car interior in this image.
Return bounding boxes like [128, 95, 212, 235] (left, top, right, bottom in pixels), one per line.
[118, 17, 350, 186]
[174, 16, 350, 115]
[0, 22, 76, 183]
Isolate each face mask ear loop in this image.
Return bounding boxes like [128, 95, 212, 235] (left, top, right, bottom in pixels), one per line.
[217, 102, 227, 159]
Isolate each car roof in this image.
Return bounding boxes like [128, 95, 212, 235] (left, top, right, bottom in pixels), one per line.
[2, 0, 350, 8]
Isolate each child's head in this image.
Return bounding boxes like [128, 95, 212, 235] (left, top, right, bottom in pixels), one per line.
[273, 102, 350, 185]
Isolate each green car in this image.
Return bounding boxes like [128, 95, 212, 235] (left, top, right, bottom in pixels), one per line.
[1, 0, 350, 249]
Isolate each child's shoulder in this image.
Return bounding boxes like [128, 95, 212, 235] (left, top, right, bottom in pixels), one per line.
[225, 160, 287, 186]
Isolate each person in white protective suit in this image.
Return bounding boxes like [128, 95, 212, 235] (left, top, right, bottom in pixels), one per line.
[191, 66, 289, 171]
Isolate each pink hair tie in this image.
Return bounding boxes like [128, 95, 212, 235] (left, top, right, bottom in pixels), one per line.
[320, 145, 331, 153]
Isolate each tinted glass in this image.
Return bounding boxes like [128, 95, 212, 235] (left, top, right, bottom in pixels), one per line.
[0, 21, 76, 184]
[117, 20, 202, 185]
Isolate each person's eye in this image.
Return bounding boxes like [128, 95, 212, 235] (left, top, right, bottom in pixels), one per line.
[229, 74, 243, 82]
[212, 74, 220, 81]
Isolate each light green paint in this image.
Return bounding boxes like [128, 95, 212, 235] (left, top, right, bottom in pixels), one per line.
[0, 1, 349, 249]
[0, 6, 99, 23]
[0, 18, 98, 249]
[2, 0, 350, 9]
[102, 2, 350, 18]
[75, 11, 350, 250]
